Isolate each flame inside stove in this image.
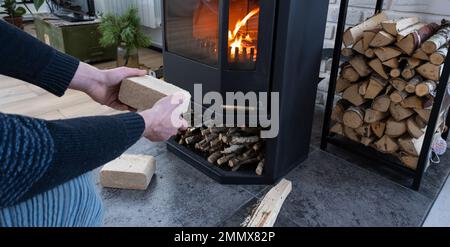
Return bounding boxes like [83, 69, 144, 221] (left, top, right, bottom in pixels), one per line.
[229, 8, 260, 61]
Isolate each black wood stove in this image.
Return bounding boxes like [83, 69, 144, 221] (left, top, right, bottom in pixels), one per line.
[163, 0, 329, 184]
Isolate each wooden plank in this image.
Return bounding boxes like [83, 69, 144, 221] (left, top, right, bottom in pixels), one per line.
[242, 179, 292, 227]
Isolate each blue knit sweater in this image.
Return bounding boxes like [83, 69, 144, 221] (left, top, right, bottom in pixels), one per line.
[0, 21, 145, 226]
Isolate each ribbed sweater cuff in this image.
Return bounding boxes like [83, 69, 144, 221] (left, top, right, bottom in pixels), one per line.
[34, 51, 80, 97]
[111, 112, 146, 148]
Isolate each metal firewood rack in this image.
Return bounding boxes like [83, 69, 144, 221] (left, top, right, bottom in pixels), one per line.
[320, 0, 450, 190]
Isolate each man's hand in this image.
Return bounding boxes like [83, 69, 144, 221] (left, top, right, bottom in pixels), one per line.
[69, 63, 147, 111]
[139, 93, 189, 142]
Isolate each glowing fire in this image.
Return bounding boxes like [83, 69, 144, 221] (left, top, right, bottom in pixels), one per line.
[229, 8, 260, 61]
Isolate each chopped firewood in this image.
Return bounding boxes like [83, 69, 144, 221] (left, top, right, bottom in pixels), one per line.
[390, 68, 402, 78]
[361, 137, 375, 146]
[369, 58, 389, 79]
[382, 58, 400, 69]
[355, 124, 372, 138]
[390, 78, 407, 91]
[390, 103, 414, 121]
[217, 154, 236, 166]
[341, 63, 361, 82]
[372, 95, 391, 112]
[365, 75, 388, 99]
[397, 23, 426, 41]
[416, 62, 443, 81]
[390, 90, 408, 103]
[382, 17, 420, 36]
[222, 145, 245, 154]
[331, 99, 352, 123]
[330, 122, 344, 136]
[343, 12, 388, 47]
[385, 119, 407, 137]
[358, 80, 369, 95]
[373, 47, 402, 62]
[208, 151, 222, 164]
[406, 117, 425, 138]
[405, 76, 423, 93]
[343, 107, 365, 129]
[364, 109, 389, 123]
[398, 134, 424, 157]
[400, 154, 419, 170]
[231, 136, 260, 145]
[253, 142, 263, 152]
[416, 80, 437, 97]
[242, 179, 292, 227]
[363, 28, 381, 50]
[371, 121, 387, 138]
[344, 126, 360, 142]
[423, 96, 435, 109]
[415, 108, 431, 123]
[342, 47, 354, 57]
[370, 30, 396, 47]
[229, 157, 259, 170]
[396, 23, 439, 55]
[421, 19, 450, 54]
[430, 44, 448, 65]
[336, 77, 352, 93]
[401, 57, 422, 69]
[343, 84, 367, 106]
[185, 135, 202, 145]
[375, 135, 399, 154]
[365, 48, 376, 58]
[415, 114, 428, 129]
[412, 48, 430, 61]
[352, 39, 366, 55]
[349, 55, 372, 77]
[401, 66, 416, 80]
[256, 159, 265, 176]
[401, 96, 424, 109]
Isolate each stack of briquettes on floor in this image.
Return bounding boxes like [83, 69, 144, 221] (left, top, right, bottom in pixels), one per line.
[332, 12, 450, 170]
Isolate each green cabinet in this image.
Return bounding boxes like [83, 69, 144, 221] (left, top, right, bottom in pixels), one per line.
[34, 14, 116, 63]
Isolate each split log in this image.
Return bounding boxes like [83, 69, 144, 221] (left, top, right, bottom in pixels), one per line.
[343, 12, 388, 47]
[415, 108, 431, 123]
[365, 75, 388, 99]
[390, 90, 408, 103]
[416, 62, 443, 81]
[364, 109, 388, 123]
[406, 117, 425, 138]
[341, 63, 361, 82]
[401, 66, 416, 80]
[355, 124, 372, 138]
[331, 99, 352, 123]
[208, 151, 222, 164]
[370, 30, 396, 47]
[222, 145, 245, 154]
[401, 96, 424, 109]
[363, 28, 382, 50]
[415, 114, 428, 129]
[358, 80, 369, 95]
[217, 154, 236, 166]
[365, 48, 376, 58]
[390, 68, 402, 78]
[230, 136, 260, 145]
[349, 55, 372, 77]
[352, 39, 366, 55]
[361, 137, 375, 146]
[369, 58, 389, 79]
[400, 154, 419, 170]
[375, 135, 399, 154]
[242, 179, 292, 227]
[383, 58, 400, 69]
[372, 95, 391, 112]
[342, 47, 354, 57]
[371, 121, 386, 138]
[343, 107, 365, 129]
[330, 122, 344, 135]
[390, 78, 407, 91]
[398, 135, 424, 157]
[185, 135, 202, 145]
[397, 23, 426, 41]
[373, 47, 402, 62]
[430, 45, 448, 65]
[423, 96, 434, 108]
[344, 126, 360, 142]
[390, 103, 414, 121]
[343, 84, 367, 106]
[385, 119, 407, 137]
[336, 77, 352, 93]
[395, 23, 439, 55]
[255, 159, 265, 176]
[412, 48, 430, 61]
[416, 80, 437, 97]
[381, 17, 420, 36]
[405, 76, 423, 93]
[421, 19, 450, 54]
[401, 57, 422, 69]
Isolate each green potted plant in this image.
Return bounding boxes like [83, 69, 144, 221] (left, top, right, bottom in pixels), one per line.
[98, 7, 150, 68]
[1, 0, 45, 29]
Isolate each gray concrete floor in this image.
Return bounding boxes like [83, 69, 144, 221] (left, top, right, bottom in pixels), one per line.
[424, 178, 450, 226]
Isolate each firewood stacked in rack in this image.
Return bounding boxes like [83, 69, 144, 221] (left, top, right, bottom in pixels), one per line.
[177, 127, 265, 175]
[332, 13, 450, 170]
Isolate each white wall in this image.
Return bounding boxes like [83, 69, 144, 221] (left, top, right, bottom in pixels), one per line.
[316, 0, 450, 106]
